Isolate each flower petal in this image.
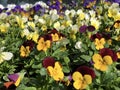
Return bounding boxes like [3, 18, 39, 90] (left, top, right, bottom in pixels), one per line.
[103, 56, 113, 65]
[72, 71, 83, 81]
[1, 52, 13, 60]
[84, 75, 92, 84]
[73, 80, 82, 90]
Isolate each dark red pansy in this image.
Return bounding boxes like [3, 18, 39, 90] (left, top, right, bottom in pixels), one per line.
[43, 34, 52, 41]
[101, 33, 111, 40]
[22, 40, 35, 50]
[87, 25, 95, 32]
[100, 48, 118, 61]
[42, 57, 55, 68]
[76, 66, 96, 79]
[90, 33, 102, 41]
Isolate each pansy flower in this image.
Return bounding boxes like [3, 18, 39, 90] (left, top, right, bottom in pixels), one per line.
[49, 29, 64, 42]
[0, 47, 13, 64]
[79, 25, 95, 33]
[92, 53, 113, 71]
[117, 51, 120, 59]
[76, 66, 96, 79]
[4, 72, 25, 89]
[90, 33, 102, 41]
[94, 38, 105, 50]
[42, 56, 55, 68]
[113, 20, 120, 28]
[20, 40, 35, 57]
[16, 16, 25, 29]
[100, 48, 118, 61]
[72, 71, 92, 90]
[37, 37, 51, 52]
[47, 61, 64, 81]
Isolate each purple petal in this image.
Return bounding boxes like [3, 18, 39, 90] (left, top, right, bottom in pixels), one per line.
[8, 73, 19, 82]
[79, 25, 87, 33]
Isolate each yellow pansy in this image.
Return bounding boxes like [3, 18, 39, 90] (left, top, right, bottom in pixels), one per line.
[16, 16, 25, 29]
[51, 33, 59, 41]
[28, 22, 35, 30]
[32, 32, 39, 43]
[20, 45, 30, 57]
[94, 38, 105, 50]
[72, 71, 92, 90]
[41, 25, 47, 31]
[117, 52, 120, 59]
[114, 21, 120, 28]
[0, 23, 9, 33]
[90, 18, 100, 30]
[92, 54, 113, 71]
[37, 37, 51, 52]
[47, 62, 64, 81]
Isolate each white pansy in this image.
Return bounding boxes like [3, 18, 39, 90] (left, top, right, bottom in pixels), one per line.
[0, 13, 7, 19]
[0, 4, 4, 9]
[0, 47, 13, 64]
[77, 9, 85, 20]
[71, 25, 79, 33]
[90, 18, 100, 30]
[34, 15, 39, 21]
[85, 13, 90, 21]
[21, 28, 30, 37]
[75, 41, 82, 49]
[89, 10, 96, 18]
[53, 21, 60, 30]
[7, 4, 16, 11]
[70, 9, 76, 17]
[65, 10, 70, 16]
[49, 9, 57, 15]
[21, 3, 33, 11]
[22, 17, 28, 23]
[38, 18, 46, 24]
[35, 1, 48, 8]
[50, 9, 59, 21]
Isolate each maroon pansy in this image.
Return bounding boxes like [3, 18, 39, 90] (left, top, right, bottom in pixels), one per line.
[90, 33, 102, 41]
[100, 48, 118, 61]
[76, 66, 96, 79]
[42, 57, 55, 68]
[22, 40, 35, 50]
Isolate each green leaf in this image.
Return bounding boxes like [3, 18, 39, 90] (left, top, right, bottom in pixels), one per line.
[80, 55, 91, 62]
[24, 87, 37, 90]
[63, 66, 70, 73]
[64, 57, 70, 64]
[91, 42, 96, 50]
[40, 68, 47, 76]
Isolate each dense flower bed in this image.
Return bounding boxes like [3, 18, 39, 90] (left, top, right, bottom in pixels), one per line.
[0, 0, 120, 90]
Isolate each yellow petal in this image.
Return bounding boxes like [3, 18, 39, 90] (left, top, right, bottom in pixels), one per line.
[14, 77, 20, 86]
[81, 81, 87, 89]
[94, 62, 102, 70]
[73, 80, 82, 90]
[100, 38, 105, 44]
[84, 75, 92, 84]
[100, 64, 108, 71]
[72, 71, 83, 81]
[117, 52, 120, 59]
[47, 66, 54, 76]
[45, 40, 51, 48]
[54, 62, 62, 71]
[53, 71, 64, 81]
[92, 54, 103, 63]
[103, 55, 113, 65]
